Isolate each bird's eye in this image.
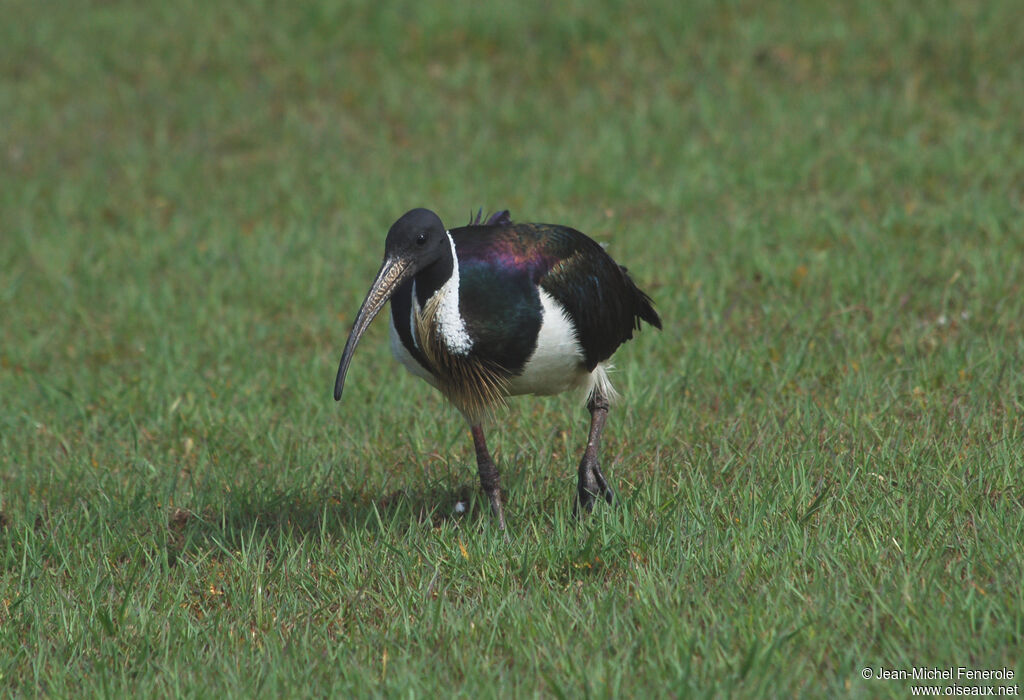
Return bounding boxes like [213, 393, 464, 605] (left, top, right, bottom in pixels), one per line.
[416, 233, 428, 246]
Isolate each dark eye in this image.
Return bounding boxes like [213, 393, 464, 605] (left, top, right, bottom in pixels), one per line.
[416, 233, 428, 246]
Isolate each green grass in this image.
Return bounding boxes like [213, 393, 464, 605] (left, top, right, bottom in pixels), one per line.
[2, 0, 1023, 696]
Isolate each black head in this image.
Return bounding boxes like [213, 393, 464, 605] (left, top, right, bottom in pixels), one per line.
[333, 208, 450, 401]
[383, 208, 449, 267]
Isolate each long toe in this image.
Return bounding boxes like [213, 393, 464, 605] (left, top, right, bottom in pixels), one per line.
[593, 465, 615, 505]
[487, 490, 507, 531]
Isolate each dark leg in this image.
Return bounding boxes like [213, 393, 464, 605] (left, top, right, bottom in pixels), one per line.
[574, 390, 615, 517]
[471, 424, 507, 531]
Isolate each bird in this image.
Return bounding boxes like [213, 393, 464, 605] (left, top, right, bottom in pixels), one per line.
[333, 208, 661, 530]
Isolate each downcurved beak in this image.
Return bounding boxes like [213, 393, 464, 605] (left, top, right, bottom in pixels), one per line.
[333, 256, 415, 401]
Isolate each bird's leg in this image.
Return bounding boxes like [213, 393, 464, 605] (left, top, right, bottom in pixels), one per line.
[471, 424, 507, 531]
[574, 389, 615, 517]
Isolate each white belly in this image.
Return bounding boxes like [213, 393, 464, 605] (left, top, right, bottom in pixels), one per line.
[506, 290, 590, 397]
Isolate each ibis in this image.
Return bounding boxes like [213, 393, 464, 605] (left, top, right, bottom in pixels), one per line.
[334, 208, 661, 530]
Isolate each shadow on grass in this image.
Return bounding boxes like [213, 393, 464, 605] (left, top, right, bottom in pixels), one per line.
[166, 481, 489, 563]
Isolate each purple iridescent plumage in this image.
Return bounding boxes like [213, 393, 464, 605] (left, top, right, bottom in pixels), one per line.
[451, 218, 661, 371]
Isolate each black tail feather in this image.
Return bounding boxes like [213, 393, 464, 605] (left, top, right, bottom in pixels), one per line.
[620, 265, 662, 331]
[635, 288, 662, 330]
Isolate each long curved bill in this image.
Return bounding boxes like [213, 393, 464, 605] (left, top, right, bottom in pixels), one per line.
[333, 256, 415, 401]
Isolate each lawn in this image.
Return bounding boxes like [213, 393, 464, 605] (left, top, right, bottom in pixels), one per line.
[1, 0, 1022, 696]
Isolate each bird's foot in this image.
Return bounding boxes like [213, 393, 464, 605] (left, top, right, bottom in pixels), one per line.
[574, 459, 614, 518]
